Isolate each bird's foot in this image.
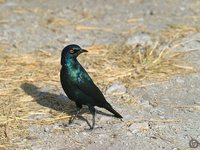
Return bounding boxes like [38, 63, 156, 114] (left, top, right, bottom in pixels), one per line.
[61, 122, 81, 128]
[61, 123, 69, 127]
[69, 115, 77, 124]
[68, 119, 73, 124]
[86, 125, 103, 130]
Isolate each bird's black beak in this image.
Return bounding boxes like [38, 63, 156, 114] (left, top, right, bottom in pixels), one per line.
[76, 49, 88, 56]
[80, 49, 88, 53]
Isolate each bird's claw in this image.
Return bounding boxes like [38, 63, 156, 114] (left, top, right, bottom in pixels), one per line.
[87, 125, 103, 130]
[60, 123, 69, 127]
[68, 119, 73, 124]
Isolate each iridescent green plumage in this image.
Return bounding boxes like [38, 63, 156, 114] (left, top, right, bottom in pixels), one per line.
[60, 44, 122, 129]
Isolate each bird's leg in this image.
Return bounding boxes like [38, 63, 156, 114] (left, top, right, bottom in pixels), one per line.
[69, 103, 82, 124]
[89, 106, 96, 129]
[69, 108, 81, 124]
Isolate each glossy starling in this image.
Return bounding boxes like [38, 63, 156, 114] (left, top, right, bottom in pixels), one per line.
[60, 44, 122, 129]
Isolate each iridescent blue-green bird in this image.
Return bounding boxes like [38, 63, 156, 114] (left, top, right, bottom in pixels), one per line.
[60, 44, 122, 129]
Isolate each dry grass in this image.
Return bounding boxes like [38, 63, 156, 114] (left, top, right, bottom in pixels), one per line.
[160, 25, 200, 46]
[75, 26, 113, 32]
[84, 43, 195, 88]
[0, 51, 72, 147]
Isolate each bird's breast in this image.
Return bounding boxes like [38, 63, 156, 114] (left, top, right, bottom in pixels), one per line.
[60, 68, 76, 98]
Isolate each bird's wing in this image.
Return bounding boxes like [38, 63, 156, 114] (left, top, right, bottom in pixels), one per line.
[76, 68, 123, 118]
[77, 70, 107, 104]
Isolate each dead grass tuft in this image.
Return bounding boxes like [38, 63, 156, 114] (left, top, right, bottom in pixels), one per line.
[83, 43, 196, 88]
[161, 25, 200, 45]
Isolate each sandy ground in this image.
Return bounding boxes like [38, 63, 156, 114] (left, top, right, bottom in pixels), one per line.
[0, 0, 200, 150]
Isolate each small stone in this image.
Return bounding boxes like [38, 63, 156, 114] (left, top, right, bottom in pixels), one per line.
[140, 100, 152, 108]
[176, 78, 185, 83]
[129, 122, 149, 133]
[82, 132, 88, 136]
[173, 148, 180, 150]
[44, 127, 49, 132]
[53, 124, 62, 129]
[123, 114, 132, 120]
[112, 124, 122, 130]
[127, 131, 133, 136]
[159, 116, 165, 119]
[99, 116, 111, 122]
[23, 138, 27, 142]
[106, 83, 126, 95]
[126, 32, 153, 46]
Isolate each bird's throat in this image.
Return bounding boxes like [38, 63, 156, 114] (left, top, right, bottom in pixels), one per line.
[64, 58, 79, 69]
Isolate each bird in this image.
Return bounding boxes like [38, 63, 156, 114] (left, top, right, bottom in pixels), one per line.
[60, 44, 122, 129]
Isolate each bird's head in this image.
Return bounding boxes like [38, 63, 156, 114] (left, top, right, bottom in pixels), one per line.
[61, 44, 88, 65]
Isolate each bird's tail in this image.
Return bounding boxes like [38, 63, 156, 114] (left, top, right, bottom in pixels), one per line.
[103, 103, 123, 118]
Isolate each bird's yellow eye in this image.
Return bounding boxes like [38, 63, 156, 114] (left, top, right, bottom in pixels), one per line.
[69, 49, 75, 54]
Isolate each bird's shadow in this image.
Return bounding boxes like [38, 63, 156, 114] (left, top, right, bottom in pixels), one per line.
[20, 83, 113, 128]
[20, 82, 74, 115]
